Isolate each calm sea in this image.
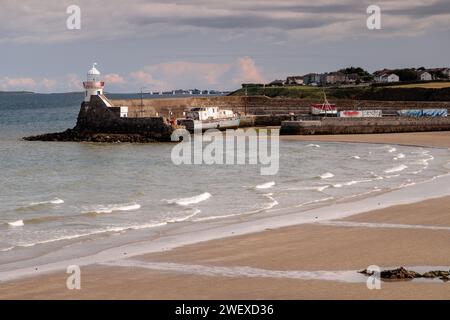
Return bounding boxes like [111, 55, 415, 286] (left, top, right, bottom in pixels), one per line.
[1, 93, 449, 266]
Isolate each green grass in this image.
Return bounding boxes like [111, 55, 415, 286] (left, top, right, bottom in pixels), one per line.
[231, 86, 324, 99]
[388, 82, 450, 89]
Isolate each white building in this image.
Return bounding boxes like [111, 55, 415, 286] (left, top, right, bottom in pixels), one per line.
[375, 73, 400, 83]
[83, 63, 105, 102]
[418, 71, 432, 81]
[286, 76, 304, 85]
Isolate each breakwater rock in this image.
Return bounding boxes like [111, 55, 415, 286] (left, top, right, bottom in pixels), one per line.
[23, 129, 162, 143]
[359, 267, 450, 282]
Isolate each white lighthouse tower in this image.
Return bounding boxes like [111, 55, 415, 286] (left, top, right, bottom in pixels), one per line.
[83, 63, 105, 102]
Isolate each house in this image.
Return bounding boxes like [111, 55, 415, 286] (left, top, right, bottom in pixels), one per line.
[322, 72, 346, 85]
[427, 68, 450, 79]
[418, 71, 432, 81]
[286, 76, 304, 85]
[345, 73, 361, 83]
[303, 73, 322, 85]
[375, 73, 400, 83]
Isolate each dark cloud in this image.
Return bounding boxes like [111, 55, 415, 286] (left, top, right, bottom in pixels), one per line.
[246, 3, 366, 15]
[386, 0, 450, 18]
[132, 13, 341, 31]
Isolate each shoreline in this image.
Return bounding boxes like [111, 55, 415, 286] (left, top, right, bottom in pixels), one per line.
[1, 166, 449, 283]
[1, 132, 450, 299]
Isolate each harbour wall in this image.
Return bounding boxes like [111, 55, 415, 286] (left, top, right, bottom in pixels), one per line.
[111, 96, 450, 119]
[280, 117, 450, 135]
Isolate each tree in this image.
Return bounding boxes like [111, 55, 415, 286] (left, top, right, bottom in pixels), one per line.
[338, 66, 373, 82]
[391, 69, 418, 81]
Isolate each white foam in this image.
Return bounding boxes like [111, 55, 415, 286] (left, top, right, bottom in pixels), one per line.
[296, 197, 334, 208]
[284, 185, 329, 192]
[388, 147, 397, 153]
[15, 222, 168, 249]
[263, 193, 279, 210]
[83, 203, 141, 214]
[351, 156, 361, 159]
[192, 194, 278, 222]
[385, 174, 401, 179]
[384, 164, 408, 173]
[396, 153, 405, 159]
[333, 179, 373, 188]
[256, 181, 276, 189]
[7, 220, 24, 227]
[101, 259, 364, 283]
[167, 192, 212, 206]
[30, 198, 64, 206]
[305, 144, 320, 148]
[320, 172, 334, 179]
[167, 209, 202, 223]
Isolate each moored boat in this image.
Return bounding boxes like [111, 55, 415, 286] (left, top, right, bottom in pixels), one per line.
[177, 107, 240, 131]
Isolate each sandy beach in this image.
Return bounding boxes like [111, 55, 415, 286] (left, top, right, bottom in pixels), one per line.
[1, 131, 450, 300]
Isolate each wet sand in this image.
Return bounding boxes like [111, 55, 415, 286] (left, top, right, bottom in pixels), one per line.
[281, 131, 450, 149]
[1, 132, 450, 299]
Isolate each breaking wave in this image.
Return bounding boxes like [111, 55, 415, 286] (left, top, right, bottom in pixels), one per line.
[256, 181, 276, 189]
[15, 198, 65, 212]
[384, 164, 408, 173]
[262, 193, 279, 210]
[7, 220, 24, 227]
[166, 192, 212, 206]
[30, 198, 64, 206]
[82, 203, 141, 215]
[319, 172, 335, 180]
[167, 209, 202, 223]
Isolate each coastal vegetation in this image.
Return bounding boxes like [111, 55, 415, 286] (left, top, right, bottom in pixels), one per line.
[388, 82, 450, 89]
[230, 84, 450, 101]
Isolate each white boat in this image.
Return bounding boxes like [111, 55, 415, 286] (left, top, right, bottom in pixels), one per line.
[177, 107, 240, 131]
[310, 90, 338, 116]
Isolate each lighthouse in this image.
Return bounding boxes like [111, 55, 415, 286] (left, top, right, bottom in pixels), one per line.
[83, 63, 105, 102]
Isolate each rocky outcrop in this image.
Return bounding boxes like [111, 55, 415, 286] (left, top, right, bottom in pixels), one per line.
[23, 129, 162, 143]
[24, 95, 176, 143]
[359, 267, 450, 282]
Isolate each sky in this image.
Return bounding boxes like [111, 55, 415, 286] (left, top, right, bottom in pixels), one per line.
[0, 0, 449, 93]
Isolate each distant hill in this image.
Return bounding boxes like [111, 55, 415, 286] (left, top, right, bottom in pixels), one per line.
[229, 85, 450, 101]
[0, 91, 35, 94]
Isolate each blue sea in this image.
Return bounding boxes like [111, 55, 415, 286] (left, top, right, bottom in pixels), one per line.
[1, 92, 449, 268]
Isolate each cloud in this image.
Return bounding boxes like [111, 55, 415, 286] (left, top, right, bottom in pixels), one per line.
[65, 73, 83, 92]
[128, 57, 266, 91]
[1, 0, 448, 44]
[232, 57, 267, 84]
[0, 76, 57, 92]
[103, 73, 125, 84]
[129, 70, 168, 90]
[130, 60, 232, 91]
[0, 77, 37, 91]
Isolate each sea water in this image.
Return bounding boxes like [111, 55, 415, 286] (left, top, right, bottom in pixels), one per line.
[1, 93, 449, 266]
